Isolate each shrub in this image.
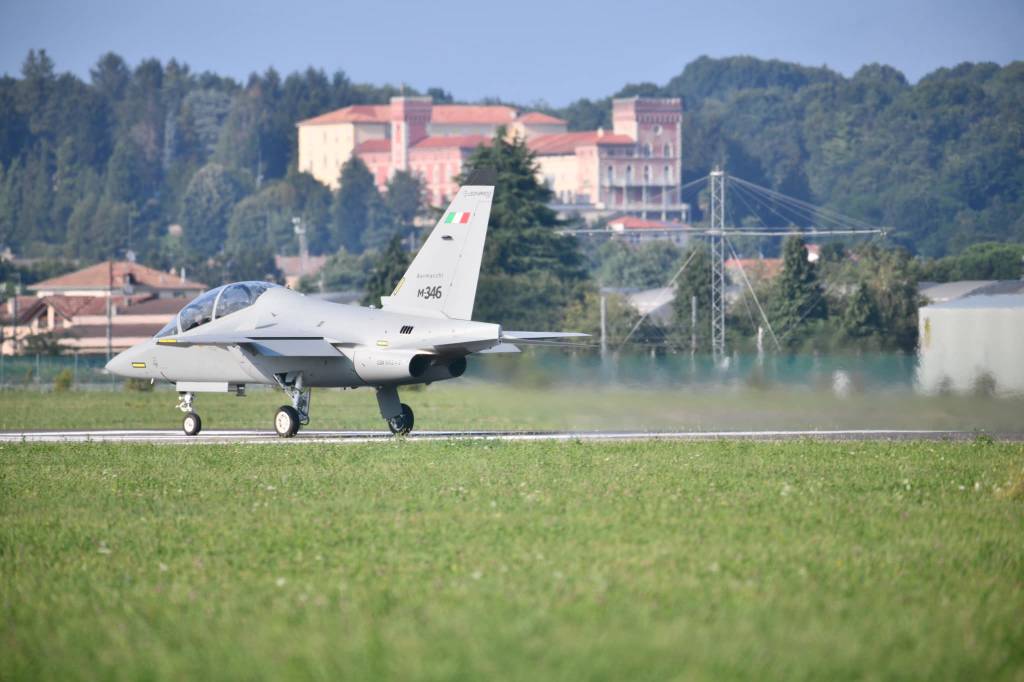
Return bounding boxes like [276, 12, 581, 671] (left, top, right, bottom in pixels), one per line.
[53, 368, 73, 392]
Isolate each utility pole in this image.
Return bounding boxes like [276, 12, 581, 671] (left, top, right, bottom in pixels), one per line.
[690, 294, 697, 356]
[106, 259, 113, 364]
[599, 293, 608, 359]
[292, 217, 308, 279]
[709, 168, 727, 360]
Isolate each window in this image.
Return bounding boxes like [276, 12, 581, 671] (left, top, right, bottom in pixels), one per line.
[155, 317, 178, 338]
[664, 165, 672, 184]
[643, 165, 651, 183]
[625, 165, 633, 184]
[157, 282, 280, 337]
[177, 287, 222, 333]
[664, 143, 672, 157]
[643, 143, 652, 157]
[653, 124, 663, 135]
[606, 165, 614, 184]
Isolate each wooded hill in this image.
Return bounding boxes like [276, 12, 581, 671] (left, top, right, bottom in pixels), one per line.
[0, 51, 1021, 278]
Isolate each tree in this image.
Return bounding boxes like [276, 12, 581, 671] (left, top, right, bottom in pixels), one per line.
[596, 239, 685, 289]
[770, 236, 826, 349]
[297, 248, 371, 293]
[332, 157, 380, 253]
[220, 242, 281, 283]
[456, 129, 589, 328]
[179, 163, 251, 254]
[362, 235, 409, 307]
[225, 173, 332, 256]
[840, 283, 881, 342]
[361, 170, 425, 252]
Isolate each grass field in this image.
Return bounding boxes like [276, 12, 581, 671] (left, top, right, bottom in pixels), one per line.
[2, 383, 1023, 433]
[2, 438, 1023, 680]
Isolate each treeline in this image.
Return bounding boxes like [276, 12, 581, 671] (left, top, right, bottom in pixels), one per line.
[0, 49, 451, 283]
[2, 50, 1022, 277]
[554, 56, 1024, 256]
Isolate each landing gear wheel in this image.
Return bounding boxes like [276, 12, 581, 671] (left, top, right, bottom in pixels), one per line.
[387, 403, 414, 436]
[274, 406, 300, 438]
[182, 412, 202, 436]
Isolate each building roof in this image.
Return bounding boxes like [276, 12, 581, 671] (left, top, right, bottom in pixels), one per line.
[725, 258, 783, 279]
[0, 296, 45, 323]
[354, 138, 392, 154]
[411, 134, 490, 150]
[918, 280, 996, 303]
[431, 104, 517, 124]
[298, 103, 525, 127]
[515, 111, 567, 125]
[297, 105, 391, 126]
[626, 287, 676, 317]
[924, 293, 1024, 310]
[117, 297, 189, 315]
[31, 261, 206, 293]
[528, 131, 634, 156]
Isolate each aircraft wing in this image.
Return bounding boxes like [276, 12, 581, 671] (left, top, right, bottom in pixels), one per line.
[501, 331, 591, 342]
[157, 332, 342, 357]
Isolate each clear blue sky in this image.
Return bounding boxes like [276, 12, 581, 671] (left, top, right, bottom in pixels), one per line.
[1, 0, 1021, 106]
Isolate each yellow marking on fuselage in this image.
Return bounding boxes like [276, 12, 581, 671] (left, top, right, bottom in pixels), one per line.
[376, 339, 390, 347]
[131, 362, 147, 369]
[157, 338, 177, 344]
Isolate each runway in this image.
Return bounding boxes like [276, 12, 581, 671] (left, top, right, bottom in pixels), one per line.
[1, 428, 1018, 444]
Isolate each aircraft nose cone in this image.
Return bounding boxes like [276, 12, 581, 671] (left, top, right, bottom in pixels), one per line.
[105, 351, 132, 377]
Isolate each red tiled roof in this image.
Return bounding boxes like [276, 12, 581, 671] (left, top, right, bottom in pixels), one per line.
[411, 135, 490, 150]
[725, 258, 783, 278]
[42, 294, 152, 317]
[0, 296, 44, 323]
[528, 131, 634, 155]
[117, 297, 190, 315]
[297, 105, 391, 126]
[299, 103, 520, 127]
[355, 139, 392, 154]
[30, 261, 206, 292]
[515, 111, 566, 125]
[431, 105, 517, 124]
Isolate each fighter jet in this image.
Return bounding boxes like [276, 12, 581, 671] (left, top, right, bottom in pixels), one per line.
[105, 168, 585, 437]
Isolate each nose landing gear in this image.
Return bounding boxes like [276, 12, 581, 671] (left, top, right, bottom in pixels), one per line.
[177, 392, 201, 436]
[273, 374, 310, 438]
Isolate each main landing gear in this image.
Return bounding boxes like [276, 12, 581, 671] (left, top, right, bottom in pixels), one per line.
[274, 374, 311, 438]
[377, 386, 414, 436]
[177, 392, 202, 436]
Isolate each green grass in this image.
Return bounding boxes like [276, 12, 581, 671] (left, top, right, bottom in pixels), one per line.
[2, 439, 1023, 680]
[2, 383, 1023, 432]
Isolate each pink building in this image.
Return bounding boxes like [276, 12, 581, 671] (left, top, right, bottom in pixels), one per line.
[297, 96, 686, 221]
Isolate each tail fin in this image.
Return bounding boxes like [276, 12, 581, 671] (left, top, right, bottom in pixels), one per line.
[380, 167, 495, 320]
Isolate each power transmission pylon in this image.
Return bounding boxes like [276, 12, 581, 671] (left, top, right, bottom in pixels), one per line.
[709, 168, 726, 360]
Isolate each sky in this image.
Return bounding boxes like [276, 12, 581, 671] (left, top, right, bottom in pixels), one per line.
[1, 0, 1021, 106]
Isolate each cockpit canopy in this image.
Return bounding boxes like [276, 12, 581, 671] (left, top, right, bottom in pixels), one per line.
[155, 281, 280, 338]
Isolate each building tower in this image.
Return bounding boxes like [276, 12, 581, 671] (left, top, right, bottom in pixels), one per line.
[612, 98, 683, 219]
[389, 96, 432, 174]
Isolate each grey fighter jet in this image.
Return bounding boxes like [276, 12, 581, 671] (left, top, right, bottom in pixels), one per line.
[105, 169, 585, 437]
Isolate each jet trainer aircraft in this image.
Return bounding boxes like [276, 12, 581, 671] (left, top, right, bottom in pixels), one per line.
[106, 168, 585, 437]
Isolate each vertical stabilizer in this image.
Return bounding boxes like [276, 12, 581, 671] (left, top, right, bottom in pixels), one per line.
[380, 168, 495, 321]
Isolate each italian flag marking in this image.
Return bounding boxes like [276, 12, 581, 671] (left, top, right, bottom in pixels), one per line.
[445, 211, 471, 224]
